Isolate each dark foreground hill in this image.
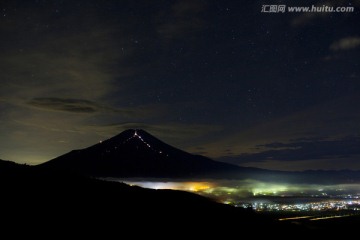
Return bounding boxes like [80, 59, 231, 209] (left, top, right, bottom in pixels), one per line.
[2, 159, 360, 236]
[0, 159, 279, 236]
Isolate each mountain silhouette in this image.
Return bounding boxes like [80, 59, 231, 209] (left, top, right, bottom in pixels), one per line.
[37, 129, 360, 183]
[39, 129, 241, 178]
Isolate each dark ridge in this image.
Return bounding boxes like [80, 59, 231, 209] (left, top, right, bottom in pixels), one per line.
[0, 160, 292, 236]
[2, 159, 358, 235]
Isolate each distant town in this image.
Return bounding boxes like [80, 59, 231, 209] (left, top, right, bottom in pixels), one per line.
[235, 198, 360, 212]
[121, 179, 360, 217]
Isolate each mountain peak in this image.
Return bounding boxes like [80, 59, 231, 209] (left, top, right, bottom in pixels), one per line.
[120, 128, 143, 135]
[40, 128, 240, 178]
[100, 129, 165, 153]
[108, 129, 154, 142]
[129, 129, 152, 139]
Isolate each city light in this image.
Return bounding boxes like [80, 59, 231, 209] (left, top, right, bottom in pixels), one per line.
[108, 178, 360, 214]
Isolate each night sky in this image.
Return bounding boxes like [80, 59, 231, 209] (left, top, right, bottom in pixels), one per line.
[1, 0, 359, 171]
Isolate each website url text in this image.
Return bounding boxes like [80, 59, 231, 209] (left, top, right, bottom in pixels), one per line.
[261, 5, 355, 13]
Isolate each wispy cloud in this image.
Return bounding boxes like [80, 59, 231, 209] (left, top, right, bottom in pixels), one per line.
[0, 3, 136, 104]
[290, 1, 332, 27]
[28, 98, 100, 113]
[186, 95, 360, 165]
[218, 135, 360, 164]
[27, 97, 141, 116]
[157, 0, 206, 40]
[291, 12, 327, 27]
[330, 37, 360, 51]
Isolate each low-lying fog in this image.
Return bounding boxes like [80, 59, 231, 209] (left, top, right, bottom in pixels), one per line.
[106, 178, 360, 204]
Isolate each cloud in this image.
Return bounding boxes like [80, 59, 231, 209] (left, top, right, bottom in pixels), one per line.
[28, 98, 99, 113]
[27, 97, 140, 116]
[186, 95, 360, 162]
[240, 158, 360, 171]
[291, 12, 327, 27]
[0, 2, 136, 105]
[0, 31, 127, 102]
[330, 37, 360, 51]
[157, 0, 206, 40]
[290, 0, 333, 27]
[217, 135, 360, 167]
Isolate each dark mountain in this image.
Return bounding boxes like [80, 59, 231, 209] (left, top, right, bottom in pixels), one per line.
[0, 158, 30, 174]
[37, 129, 360, 183]
[39, 129, 247, 178]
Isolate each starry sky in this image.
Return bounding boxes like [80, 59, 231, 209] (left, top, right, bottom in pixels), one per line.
[1, 0, 359, 171]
